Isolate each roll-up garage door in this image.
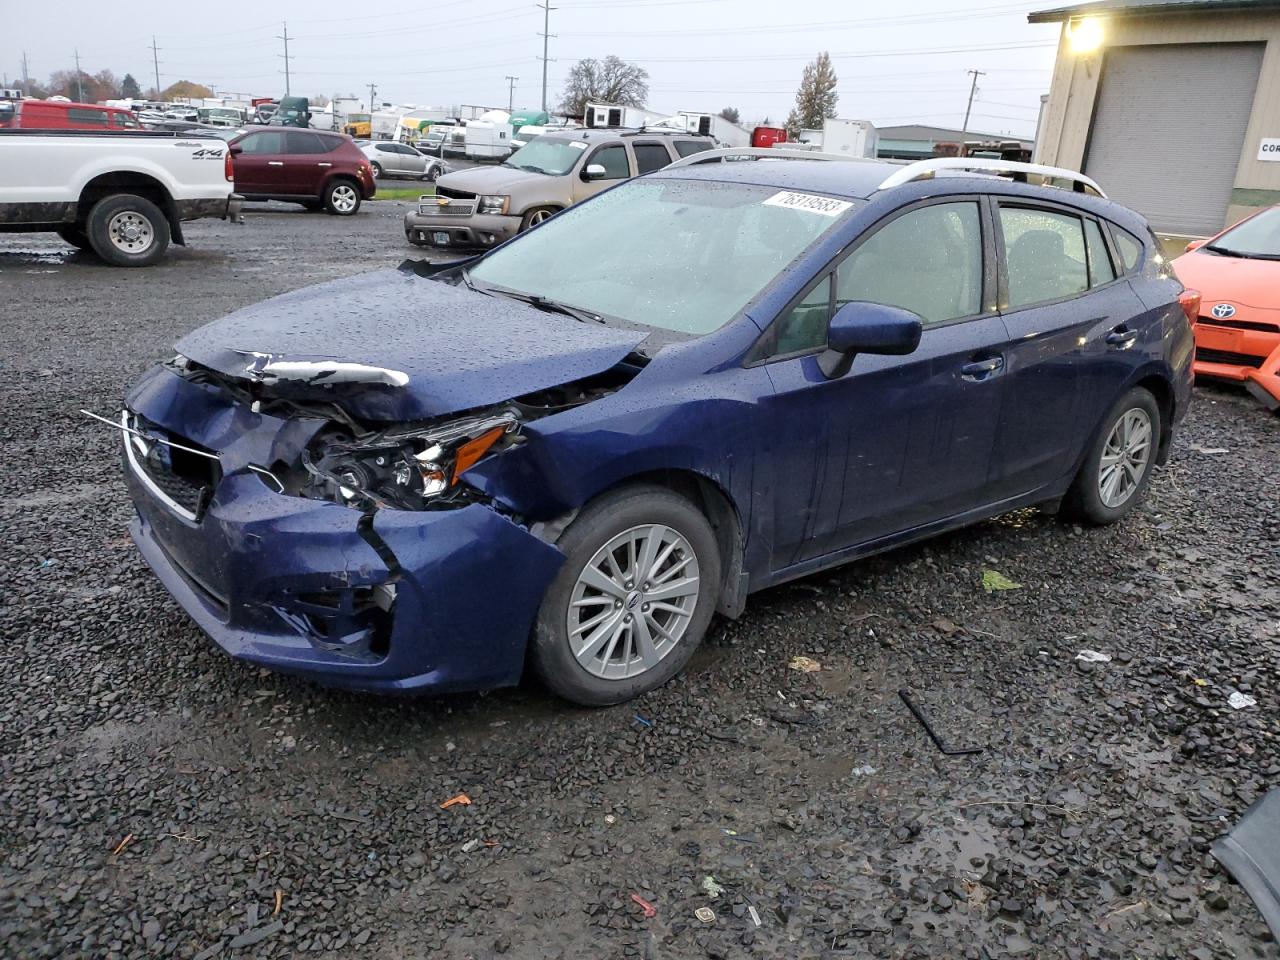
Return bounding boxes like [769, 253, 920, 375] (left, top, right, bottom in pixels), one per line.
[1084, 43, 1263, 236]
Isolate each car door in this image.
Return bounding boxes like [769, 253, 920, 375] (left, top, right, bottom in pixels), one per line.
[987, 200, 1150, 499]
[756, 197, 1010, 567]
[232, 130, 288, 194]
[571, 143, 631, 203]
[398, 143, 427, 176]
[282, 131, 332, 195]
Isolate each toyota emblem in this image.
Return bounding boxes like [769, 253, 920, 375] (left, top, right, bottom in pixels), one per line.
[1211, 303, 1236, 319]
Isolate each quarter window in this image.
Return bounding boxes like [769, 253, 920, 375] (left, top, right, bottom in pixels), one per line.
[772, 276, 832, 355]
[286, 131, 328, 154]
[1084, 219, 1115, 286]
[1000, 206, 1088, 308]
[67, 108, 109, 126]
[632, 143, 672, 175]
[674, 140, 711, 158]
[1112, 227, 1143, 273]
[588, 145, 630, 179]
[836, 202, 984, 325]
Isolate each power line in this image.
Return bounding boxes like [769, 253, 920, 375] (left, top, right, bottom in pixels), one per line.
[537, 0, 556, 112]
[278, 21, 292, 95]
[961, 69, 986, 134]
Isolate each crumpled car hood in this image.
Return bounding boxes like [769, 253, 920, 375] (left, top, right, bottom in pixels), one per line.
[175, 268, 647, 421]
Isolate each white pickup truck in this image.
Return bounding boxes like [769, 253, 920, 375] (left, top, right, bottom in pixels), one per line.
[0, 129, 243, 266]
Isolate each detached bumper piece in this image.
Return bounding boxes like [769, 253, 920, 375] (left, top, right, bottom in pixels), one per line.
[1212, 789, 1280, 940]
[1244, 341, 1280, 412]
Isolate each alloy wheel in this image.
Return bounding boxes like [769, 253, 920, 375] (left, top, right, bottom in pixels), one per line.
[528, 208, 552, 225]
[1098, 407, 1152, 508]
[331, 185, 358, 213]
[566, 524, 701, 680]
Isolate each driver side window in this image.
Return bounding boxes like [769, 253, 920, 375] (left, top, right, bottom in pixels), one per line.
[587, 145, 630, 180]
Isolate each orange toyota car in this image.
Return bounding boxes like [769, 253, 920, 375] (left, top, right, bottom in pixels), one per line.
[1173, 204, 1280, 410]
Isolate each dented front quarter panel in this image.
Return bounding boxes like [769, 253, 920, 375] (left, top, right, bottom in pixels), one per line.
[123, 363, 567, 694]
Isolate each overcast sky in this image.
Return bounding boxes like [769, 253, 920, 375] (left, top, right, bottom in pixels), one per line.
[5, 0, 1062, 137]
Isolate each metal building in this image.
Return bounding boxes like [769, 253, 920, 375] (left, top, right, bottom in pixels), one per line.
[1030, 0, 1280, 237]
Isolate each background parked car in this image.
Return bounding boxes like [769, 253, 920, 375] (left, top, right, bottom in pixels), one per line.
[359, 140, 448, 181]
[0, 99, 141, 130]
[230, 128, 375, 215]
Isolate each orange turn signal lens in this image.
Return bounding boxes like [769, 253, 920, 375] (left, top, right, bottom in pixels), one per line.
[451, 427, 506, 484]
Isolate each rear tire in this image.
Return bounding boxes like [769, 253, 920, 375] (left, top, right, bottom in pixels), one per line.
[323, 179, 361, 216]
[1062, 386, 1161, 525]
[370, 161, 384, 179]
[85, 194, 170, 267]
[532, 486, 721, 706]
[56, 226, 91, 250]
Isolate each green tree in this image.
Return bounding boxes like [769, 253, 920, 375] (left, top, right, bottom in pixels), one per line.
[784, 51, 838, 136]
[559, 55, 648, 116]
[718, 106, 740, 124]
[120, 73, 141, 99]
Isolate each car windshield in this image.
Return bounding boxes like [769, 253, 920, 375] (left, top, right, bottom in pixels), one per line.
[1207, 207, 1280, 259]
[502, 137, 587, 175]
[467, 177, 855, 336]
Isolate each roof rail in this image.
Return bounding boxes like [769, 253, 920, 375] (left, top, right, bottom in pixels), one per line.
[664, 145, 890, 168]
[877, 157, 1106, 197]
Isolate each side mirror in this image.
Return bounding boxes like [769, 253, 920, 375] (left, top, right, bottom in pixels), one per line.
[582, 163, 607, 181]
[1184, 238, 1206, 252]
[229, 143, 243, 155]
[818, 301, 923, 379]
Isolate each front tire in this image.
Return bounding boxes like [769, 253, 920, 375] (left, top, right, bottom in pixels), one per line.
[520, 206, 558, 232]
[1062, 386, 1160, 525]
[370, 161, 384, 179]
[532, 486, 721, 706]
[324, 179, 361, 216]
[85, 194, 170, 267]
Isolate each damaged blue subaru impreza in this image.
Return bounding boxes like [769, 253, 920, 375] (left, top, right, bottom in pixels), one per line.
[111, 152, 1193, 705]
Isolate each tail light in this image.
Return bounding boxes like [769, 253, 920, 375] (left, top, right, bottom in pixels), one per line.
[224, 148, 234, 182]
[1178, 289, 1201, 325]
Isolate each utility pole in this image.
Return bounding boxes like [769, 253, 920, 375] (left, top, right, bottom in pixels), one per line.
[367, 82, 377, 115]
[278, 21, 292, 95]
[21, 50, 30, 92]
[73, 48, 84, 102]
[536, 1, 556, 113]
[150, 36, 161, 98]
[960, 69, 985, 136]
[504, 75, 518, 112]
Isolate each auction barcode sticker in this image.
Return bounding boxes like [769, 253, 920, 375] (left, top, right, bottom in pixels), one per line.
[762, 191, 853, 217]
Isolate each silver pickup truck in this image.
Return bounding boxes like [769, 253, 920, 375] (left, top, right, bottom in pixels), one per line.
[0, 129, 243, 266]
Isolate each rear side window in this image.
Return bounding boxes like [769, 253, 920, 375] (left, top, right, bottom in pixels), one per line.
[675, 140, 711, 158]
[238, 131, 287, 154]
[1112, 227, 1143, 273]
[1000, 206, 1088, 308]
[68, 108, 109, 126]
[286, 131, 328, 154]
[632, 142, 672, 175]
[837, 201, 984, 325]
[314, 134, 342, 153]
[117, 114, 140, 129]
[589, 145, 630, 179]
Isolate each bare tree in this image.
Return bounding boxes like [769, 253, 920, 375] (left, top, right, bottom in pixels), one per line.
[785, 52, 838, 136]
[308, 94, 330, 108]
[718, 106, 740, 124]
[559, 55, 648, 116]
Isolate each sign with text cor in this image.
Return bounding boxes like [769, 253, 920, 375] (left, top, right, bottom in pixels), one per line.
[1260, 138, 1280, 161]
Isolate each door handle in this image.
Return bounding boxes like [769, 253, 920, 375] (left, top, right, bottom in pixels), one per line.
[267, 161, 284, 166]
[317, 162, 332, 167]
[960, 356, 1004, 381]
[1106, 326, 1137, 348]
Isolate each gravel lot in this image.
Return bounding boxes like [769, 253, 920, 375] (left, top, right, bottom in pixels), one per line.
[1, 204, 1278, 960]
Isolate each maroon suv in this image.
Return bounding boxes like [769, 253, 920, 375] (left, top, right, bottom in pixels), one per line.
[230, 129, 376, 215]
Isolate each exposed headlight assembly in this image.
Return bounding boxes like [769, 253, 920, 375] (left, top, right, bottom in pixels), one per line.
[304, 410, 519, 510]
[478, 194, 510, 215]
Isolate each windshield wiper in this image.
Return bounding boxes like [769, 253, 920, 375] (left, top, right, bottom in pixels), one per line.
[1205, 243, 1280, 260]
[487, 286, 604, 323]
[1205, 243, 1246, 257]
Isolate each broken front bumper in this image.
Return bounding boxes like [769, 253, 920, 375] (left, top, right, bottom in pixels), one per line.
[121, 366, 564, 694]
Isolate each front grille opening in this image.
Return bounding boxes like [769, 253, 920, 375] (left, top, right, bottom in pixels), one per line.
[435, 185, 477, 201]
[1196, 347, 1266, 369]
[272, 584, 394, 659]
[1198, 316, 1280, 334]
[129, 414, 222, 520]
